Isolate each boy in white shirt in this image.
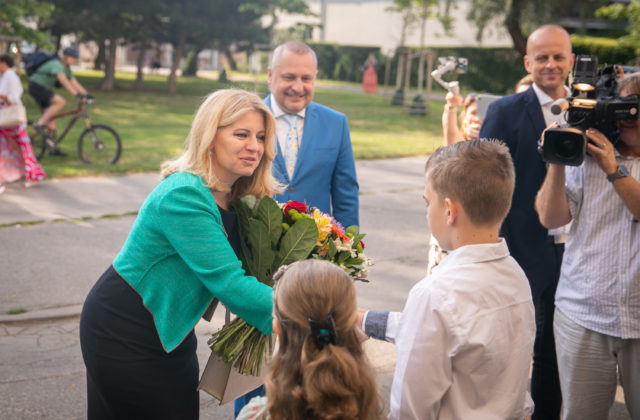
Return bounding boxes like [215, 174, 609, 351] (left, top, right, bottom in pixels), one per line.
[360, 140, 535, 419]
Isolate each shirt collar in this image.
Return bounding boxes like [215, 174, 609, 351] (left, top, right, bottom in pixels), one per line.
[269, 96, 306, 119]
[437, 238, 511, 270]
[532, 83, 571, 106]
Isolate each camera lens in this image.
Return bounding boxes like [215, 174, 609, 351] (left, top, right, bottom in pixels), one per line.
[557, 138, 580, 159]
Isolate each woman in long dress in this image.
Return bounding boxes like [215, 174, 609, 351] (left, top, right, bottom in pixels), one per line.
[0, 54, 45, 192]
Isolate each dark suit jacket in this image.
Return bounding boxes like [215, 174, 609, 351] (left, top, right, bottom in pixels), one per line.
[479, 87, 551, 276]
[265, 95, 359, 228]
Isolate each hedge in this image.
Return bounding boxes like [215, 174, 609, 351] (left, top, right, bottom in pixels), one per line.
[307, 35, 638, 94]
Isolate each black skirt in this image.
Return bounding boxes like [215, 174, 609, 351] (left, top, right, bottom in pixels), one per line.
[79, 265, 199, 420]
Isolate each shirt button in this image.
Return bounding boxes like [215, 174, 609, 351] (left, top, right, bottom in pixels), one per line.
[289, 187, 295, 193]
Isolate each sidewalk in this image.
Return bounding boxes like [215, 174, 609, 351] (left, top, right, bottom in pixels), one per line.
[0, 158, 425, 419]
[0, 159, 630, 419]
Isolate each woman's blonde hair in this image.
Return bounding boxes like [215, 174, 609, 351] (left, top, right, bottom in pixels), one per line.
[160, 88, 280, 201]
[265, 260, 382, 420]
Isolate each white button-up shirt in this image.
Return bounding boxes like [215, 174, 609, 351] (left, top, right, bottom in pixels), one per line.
[269, 99, 305, 154]
[556, 153, 640, 338]
[385, 239, 535, 420]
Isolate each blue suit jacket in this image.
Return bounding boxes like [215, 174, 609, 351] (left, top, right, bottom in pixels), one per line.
[265, 95, 359, 228]
[479, 87, 550, 273]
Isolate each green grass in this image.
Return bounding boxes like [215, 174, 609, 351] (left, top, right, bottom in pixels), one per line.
[7, 308, 28, 315]
[22, 71, 444, 179]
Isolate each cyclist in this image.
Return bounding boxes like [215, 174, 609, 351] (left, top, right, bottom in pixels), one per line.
[28, 46, 89, 156]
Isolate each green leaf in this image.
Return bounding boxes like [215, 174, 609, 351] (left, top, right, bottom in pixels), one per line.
[232, 197, 255, 242]
[239, 195, 259, 212]
[336, 250, 350, 264]
[247, 218, 275, 285]
[255, 197, 283, 247]
[345, 225, 359, 237]
[351, 233, 366, 247]
[328, 238, 337, 259]
[275, 218, 318, 268]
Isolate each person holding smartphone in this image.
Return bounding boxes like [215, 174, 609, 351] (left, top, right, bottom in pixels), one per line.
[441, 92, 482, 145]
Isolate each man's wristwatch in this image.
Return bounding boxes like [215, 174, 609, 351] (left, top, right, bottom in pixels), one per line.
[606, 165, 629, 182]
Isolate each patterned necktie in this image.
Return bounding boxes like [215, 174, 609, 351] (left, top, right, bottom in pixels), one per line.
[283, 114, 299, 178]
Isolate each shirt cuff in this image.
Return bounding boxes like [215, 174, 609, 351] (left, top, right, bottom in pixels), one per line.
[364, 310, 390, 341]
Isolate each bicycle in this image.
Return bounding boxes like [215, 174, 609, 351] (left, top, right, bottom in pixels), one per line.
[29, 97, 122, 165]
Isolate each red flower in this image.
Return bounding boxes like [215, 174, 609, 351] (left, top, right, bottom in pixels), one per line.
[360, 241, 365, 250]
[284, 201, 308, 218]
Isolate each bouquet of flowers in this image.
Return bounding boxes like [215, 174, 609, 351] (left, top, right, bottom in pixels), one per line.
[207, 195, 371, 376]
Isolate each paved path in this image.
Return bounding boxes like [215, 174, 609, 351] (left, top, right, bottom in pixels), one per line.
[0, 157, 631, 419]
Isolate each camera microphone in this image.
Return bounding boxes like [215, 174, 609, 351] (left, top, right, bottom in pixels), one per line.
[551, 98, 570, 115]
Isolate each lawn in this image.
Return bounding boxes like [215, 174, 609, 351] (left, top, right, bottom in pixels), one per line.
[21, 71, 445, 179]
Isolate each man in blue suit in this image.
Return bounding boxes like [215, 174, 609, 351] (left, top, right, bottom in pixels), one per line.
[264, 41, 359, 228]
[234, 41, 359, 417]
[479, 24, 574, 420]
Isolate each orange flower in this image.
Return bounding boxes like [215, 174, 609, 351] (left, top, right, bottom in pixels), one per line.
[331, 224, 351, 242]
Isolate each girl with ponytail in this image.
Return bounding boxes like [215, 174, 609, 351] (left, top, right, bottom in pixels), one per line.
[238, 259, 382, 420]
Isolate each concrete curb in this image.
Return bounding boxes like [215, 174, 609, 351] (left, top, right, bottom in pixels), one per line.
[0, 304, 83, 324]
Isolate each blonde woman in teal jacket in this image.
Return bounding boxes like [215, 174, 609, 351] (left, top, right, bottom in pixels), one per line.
[80, 89, 279, 419]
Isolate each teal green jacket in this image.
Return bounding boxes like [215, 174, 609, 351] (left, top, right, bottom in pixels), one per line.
[113, 172, 273, 352]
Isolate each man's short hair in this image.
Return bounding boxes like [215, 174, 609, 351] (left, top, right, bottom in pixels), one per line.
[270, 41, 317, 69]
[425, 139, 515, 227]
[0, 54, 14, 68]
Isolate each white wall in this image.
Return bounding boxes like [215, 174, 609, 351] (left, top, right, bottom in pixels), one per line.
[275, 0, 512, 52]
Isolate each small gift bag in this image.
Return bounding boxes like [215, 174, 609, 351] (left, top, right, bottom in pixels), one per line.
[198, 308, 266, 404]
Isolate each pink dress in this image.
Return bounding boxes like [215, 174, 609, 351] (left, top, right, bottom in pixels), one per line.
[0, 121, 46, 183]
[0, 67, 45, 184]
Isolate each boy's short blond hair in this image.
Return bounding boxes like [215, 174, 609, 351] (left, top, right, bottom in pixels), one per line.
[425, 139, 515, 227]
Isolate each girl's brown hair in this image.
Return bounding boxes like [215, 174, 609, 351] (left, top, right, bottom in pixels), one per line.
[265, 260, 382, 420]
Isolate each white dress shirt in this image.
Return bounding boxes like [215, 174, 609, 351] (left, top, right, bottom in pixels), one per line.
[556, 153, 640, 338]
[385, 239, 535, 420]
[269, 99, 305, 154]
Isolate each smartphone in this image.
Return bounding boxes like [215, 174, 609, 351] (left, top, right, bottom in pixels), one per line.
[476, 94, 502, 119]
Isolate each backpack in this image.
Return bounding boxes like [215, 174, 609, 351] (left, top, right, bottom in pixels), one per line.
[24, 51, 59, 76]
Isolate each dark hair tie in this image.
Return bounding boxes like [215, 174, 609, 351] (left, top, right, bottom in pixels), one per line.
[308, 313, 338, 350]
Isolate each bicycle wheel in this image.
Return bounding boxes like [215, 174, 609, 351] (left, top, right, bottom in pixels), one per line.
[28, 127, 47, 161]
[77, 124, 122, 164]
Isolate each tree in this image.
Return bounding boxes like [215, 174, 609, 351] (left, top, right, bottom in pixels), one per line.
[386, 0, 453, 90]
[466, 0, 611, 57]
[596, 0, 640, 58]
[0, 0, 54, 47]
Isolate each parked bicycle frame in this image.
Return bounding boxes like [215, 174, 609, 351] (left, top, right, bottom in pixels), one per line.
[29, 97, 122, 165]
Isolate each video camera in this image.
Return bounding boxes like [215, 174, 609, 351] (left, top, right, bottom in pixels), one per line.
[539, 55, 639, 166]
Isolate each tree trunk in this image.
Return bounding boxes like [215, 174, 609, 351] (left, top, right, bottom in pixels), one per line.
[403, 53, 412, 93]
[94, 39, 106, 71]
[135, 44, 146, 90]
[99, 38, 117, 91]
[183, 47, 202, 77]
[505, 0, 527, 57]
[168, 30, 186, 95]
[395, 51, 405, 90]
[223, 45, 237, 71]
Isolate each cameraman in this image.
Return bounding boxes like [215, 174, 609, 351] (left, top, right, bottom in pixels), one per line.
[535, 72, 640, 420]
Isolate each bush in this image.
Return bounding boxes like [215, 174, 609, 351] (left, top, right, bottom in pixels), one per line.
[570, 35, 637, 66]
[308, 35, 637, 94]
